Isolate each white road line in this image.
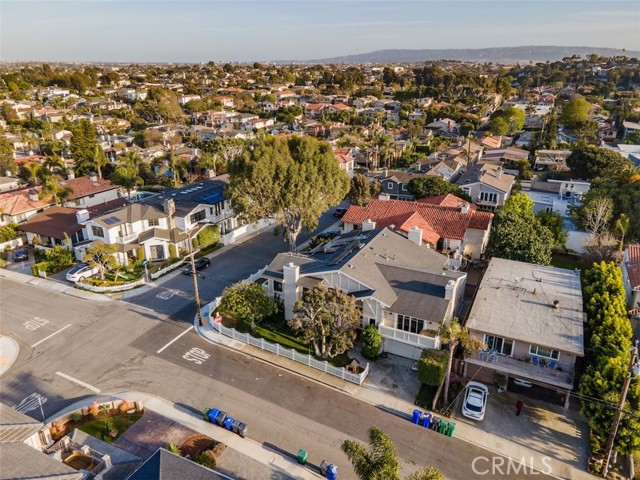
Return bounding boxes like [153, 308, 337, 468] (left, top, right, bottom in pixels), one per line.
[157, 325, 194, 354]
[31, 324, 72, 348]
[55, 372, 101, 393]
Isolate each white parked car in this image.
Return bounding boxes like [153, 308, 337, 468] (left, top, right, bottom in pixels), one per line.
[66, 264, 99, 282]
[462, 381, 489, 421]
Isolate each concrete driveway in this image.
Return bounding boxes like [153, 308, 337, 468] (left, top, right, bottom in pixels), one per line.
[452, 384, 589, 470]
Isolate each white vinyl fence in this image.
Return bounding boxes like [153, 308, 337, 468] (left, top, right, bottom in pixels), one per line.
[205, 271, 369, 385]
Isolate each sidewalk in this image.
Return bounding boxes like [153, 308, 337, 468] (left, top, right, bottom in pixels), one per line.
[196, 321, 598, 480]
[47, 391, 323, 480]
[0, 268, 112, 302]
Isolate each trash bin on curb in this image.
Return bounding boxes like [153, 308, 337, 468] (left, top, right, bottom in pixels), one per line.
[447, 422, 456, 437]
[326, 464, 338, 480]
[297, 449, 308, 465]
[439, 420, 449, 434]
[421, 413, 432, 428]
[231, 419, 241, 434]
[214, 410, 226, 426]
[237, 422, 247, 438]
[223, 417, 235, 430]
[430, 417, 440, 431]
[202, 407, 212, 421]
[320, 460, 330, 475]
[208, 408, 220, 424]
[412, 409, 422, 424]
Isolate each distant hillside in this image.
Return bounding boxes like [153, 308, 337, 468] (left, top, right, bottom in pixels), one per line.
[301, 46, 640, 64]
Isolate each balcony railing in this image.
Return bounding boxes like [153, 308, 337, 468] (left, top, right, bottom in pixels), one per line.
[379, 324, 440, 349]
[115, 233, 138, 244]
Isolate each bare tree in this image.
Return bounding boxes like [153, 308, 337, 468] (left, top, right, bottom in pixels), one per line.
[583, 197, 613, 235]
[584, 231, 619, 263]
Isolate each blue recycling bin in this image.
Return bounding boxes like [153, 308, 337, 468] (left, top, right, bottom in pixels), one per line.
[412, 409, 422, 424]
[326, 464, 338, 480]
[421, 413, 432, 428]
[207, 408, 220, 423]
[223, 416, 235, 430]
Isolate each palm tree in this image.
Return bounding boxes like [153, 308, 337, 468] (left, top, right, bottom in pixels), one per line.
[91, 145, 109, 179]
[112, 163, 143, 198]
[342, 427, 444, 480]
[39, 176, 74, 205]
[44, 154, 66, 174]
[19, 162, 46, 186]
[615, 213, 630, 257]
[120, 151, 142, 169]
[438, 318, 485, 409]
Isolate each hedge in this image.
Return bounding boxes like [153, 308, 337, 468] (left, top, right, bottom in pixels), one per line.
[417, 349, 448, 386]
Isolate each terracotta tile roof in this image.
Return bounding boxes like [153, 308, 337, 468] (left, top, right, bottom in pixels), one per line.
[418, 193, 476, 209]
[342, 198, 493, 244]
[0, 187, 50, 215]
[626, 245, 640, 290]
[61, 176, 118, 200]
[335, 154, 354, 165]
[18, 206, 81, 239]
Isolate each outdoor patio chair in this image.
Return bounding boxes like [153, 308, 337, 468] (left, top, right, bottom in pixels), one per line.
[489, 354, 498, 364]
[531, 356, 541, 367]
[480, 351, 490, 361]
[546, 360, 558, 370]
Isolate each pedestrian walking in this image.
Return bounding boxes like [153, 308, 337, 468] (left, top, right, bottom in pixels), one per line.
[515, 400, 524, 416]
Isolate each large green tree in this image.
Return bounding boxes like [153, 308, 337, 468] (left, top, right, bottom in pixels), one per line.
[561, 98, 597, 138]
[70, 119, 99, 176]
[0, 136, 17, 175]
[220, 281, 278, 331]
[486, 194, 554, 265]
[289, 284, 361, 359]
[342, 427, 444, 480]
[348, 173, 372, 206]
[536, 210, 567, 246]
[407, 176, 471, 201]
[566, 144, 633, 180]
[227, 136, 349, 250]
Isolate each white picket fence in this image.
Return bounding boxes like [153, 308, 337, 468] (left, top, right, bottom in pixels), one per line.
[77, 278, 146, 293]
[150, 260, 185, 280]
[205, 278, 369, 386]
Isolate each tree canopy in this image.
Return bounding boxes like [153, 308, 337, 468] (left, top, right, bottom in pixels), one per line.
[566, 143, 634, 180]
[220, 281, 278, 331]
[83, 242, 118, 280]
[0, 137, 17, 175]
[407, 176, 471, 201]
[347, 173, 373, 206]
[70, 119, 99, 176]
[227, 136, 349, 250]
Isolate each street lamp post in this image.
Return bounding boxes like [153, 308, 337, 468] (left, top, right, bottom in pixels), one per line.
[187, 230, 204, 326]
[602, 340, 639, 477]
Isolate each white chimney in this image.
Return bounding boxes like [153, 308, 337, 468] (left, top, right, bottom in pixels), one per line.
[444, 279, 456, 300]
[28, 188, 38, 202]
[282, 262, 301, 320]
[67, 170, 75, 180]
[89, 172, 98, 181]
[362, 219, 376, 231]
[459, 203, 470, 214]
[75, 209, 90, 223]
[496, 166, 502, 179]
[163, 198, 176, 230]
[378, 193, 391, 202]
[407, 226, 423, 246]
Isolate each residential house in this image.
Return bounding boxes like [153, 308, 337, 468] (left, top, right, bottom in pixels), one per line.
[342, 195, 493, 259]
[178, 94, 201, 106]
[521, 179, 590, 216]
[62, 173, 121, 208]
[304, 103, 329, 118]
[481, 146, 529, 168]
[602, 142, 640, 168]
[456, 163, 515, 211]
[426, 118, 459, 135]
[379, 170, 428, 200]
[623, 120, 640, 140]
[118, 88, 148, 102]
[480, 136, 502, 149]
[464, 258, 585, 408]
[239, 117, 275, 131]
[261, 227, 467, 359]
[0, 177, 23, 192]
[126, 448, 227, 480]
[213, 96, 235, 108]
[598, 124, 618, 143]
[533, 149, 571, 172]
[334, 152, 355, 179]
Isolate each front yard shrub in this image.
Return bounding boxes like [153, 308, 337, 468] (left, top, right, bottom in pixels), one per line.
[168, 244, 177, 259]
[197, 225, 220, 249]
[195, 450, 217, 469]
[0, 223, 20, 242]
[417, 349, 448, 386]
[360, 325, 381, 360]
[45, 245, 74, 271]
[31, 261, 49, 276]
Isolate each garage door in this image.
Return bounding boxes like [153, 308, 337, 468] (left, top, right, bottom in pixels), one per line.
[383, 338, 423, 360]
[466, 363, 497, 385]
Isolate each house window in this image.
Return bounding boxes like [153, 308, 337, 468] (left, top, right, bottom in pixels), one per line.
[401, 184, 407, 191]
[483, 334, 514, 356]
[462, 187, 470, 196]
[396, 314, 425, 334]
[89, 194, 95, 198]
[189, 210, 206, 224]
[148, 218, 159, 227]
[273, 281, 283, 292]
[387, 182, 394, 190]
[479, 192, 498, 203]
[213, 202, 223, 216]
[529, 344, 560, 360]
[91, 226, 104, 238]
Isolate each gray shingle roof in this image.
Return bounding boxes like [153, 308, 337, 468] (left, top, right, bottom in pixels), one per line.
[0, 404, 43, 443]
[0, 442, 83, 480]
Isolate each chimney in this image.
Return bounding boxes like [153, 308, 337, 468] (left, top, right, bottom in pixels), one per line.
[67, 169, 75, 180]
[496, 167, 503, 179]
[163, 198, 176, 230]
[282, 262, 300, 320]
[28, 188, 38, 202]
[362, 219, 376, 232]
[459, 203, 470, 214]
[407, 226, 423, 246]
[378, 193, 391, 202]
[444, 279, 456, 300]
[383, 169, 389, 177]
[89, 172, 98, 182]
[75, 209, 90, 223]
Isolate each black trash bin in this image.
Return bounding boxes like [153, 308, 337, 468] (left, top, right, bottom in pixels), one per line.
[231, 419, 241, 434]
[430, 417, 441, 431]
[214, 410, 227, 426]
[237, 422, 247, 438]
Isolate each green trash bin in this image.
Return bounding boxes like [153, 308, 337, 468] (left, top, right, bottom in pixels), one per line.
[439, 420, 448, 434]
[447, 422, 456, 437]
[297, 449, 308, 465]
[202, 407, 211, 421]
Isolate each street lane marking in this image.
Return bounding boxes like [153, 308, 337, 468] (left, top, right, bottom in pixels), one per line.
[23, 316, 49, 331]
[31, 324, 72, 348]
[156, 289, 180, 300]
[13, 393, 48, 413]
[182, 347, 210, 364]
[55, 372, 101, 393]
[157, 325, 194, 354]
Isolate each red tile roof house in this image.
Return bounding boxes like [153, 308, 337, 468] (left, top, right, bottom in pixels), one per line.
[341, 194, 493, 260]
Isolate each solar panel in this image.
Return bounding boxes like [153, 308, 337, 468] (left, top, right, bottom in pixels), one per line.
[194, 191, 225, 204]
[103, 216, 120, 225]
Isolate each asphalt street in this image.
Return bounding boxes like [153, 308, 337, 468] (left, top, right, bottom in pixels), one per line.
[0, 278, 557, 480]
[123, 207, 343, 320]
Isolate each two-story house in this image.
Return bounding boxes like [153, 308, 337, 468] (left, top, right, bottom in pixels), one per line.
[341, 195, 493, 259]
[378, 170, 430, 200]
[261, 226, 466, 360]
[455, 163, 515, 211]
[464, 258, 585, 408]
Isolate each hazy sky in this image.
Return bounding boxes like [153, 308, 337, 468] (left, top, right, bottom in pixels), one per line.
[1, 0, 639, 62]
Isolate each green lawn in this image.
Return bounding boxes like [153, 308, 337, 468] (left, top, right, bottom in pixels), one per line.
[550, 253, 588, 272]
[77, 414, 141, 444]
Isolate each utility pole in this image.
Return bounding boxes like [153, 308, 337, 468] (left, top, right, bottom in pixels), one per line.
[187, 230, 204, 326]
[602, 340, 639, 478]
